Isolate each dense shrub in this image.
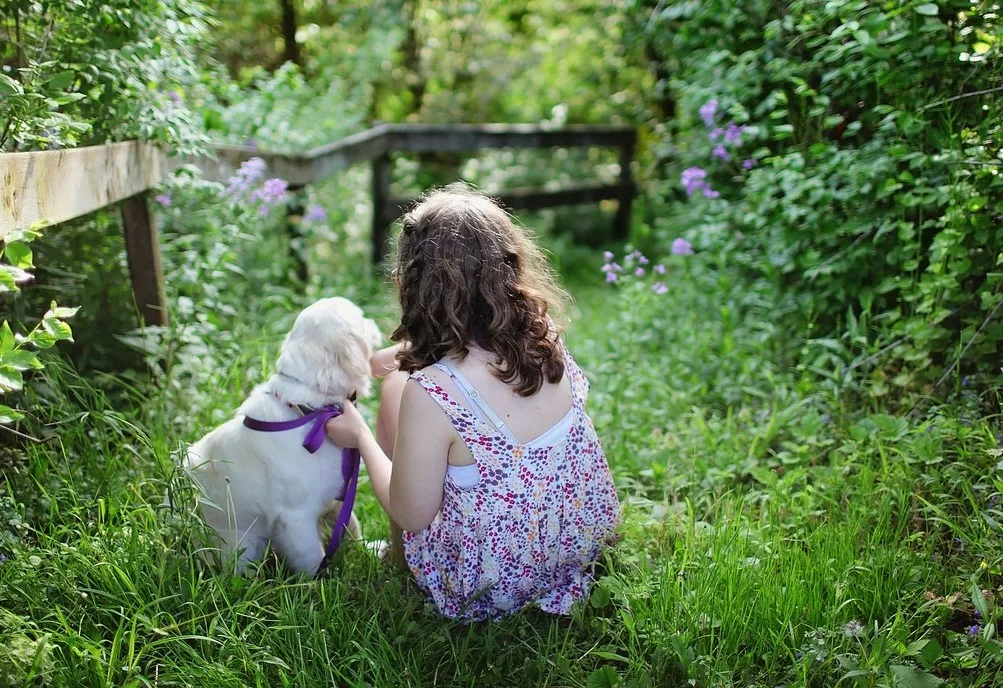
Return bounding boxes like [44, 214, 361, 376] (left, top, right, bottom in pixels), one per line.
[638, 0, 1003, 393]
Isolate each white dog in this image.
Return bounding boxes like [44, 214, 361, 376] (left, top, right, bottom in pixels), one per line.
[182, 297, 382, 575]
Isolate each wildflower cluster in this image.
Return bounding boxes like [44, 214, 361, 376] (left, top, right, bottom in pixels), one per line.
[601, 250, 670, 294]
[681, 98, 757, 199]
[222, 158, 290, 215]
[304, 204, 327, 223]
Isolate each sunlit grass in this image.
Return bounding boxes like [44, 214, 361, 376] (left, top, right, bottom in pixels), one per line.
[1, 243, 1000, 687]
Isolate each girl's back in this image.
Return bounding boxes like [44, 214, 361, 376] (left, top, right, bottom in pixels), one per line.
[325, 184, 621, 621]
[403, 345, 619, 620]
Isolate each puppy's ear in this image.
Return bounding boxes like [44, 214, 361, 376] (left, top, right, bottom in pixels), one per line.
[335, 332, 374, 398]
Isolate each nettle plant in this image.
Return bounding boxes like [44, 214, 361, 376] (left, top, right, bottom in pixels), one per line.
[0, 227, 77, 427]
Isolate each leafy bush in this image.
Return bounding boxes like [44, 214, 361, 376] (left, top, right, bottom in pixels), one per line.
[0, 0, 211, 153]
[639, 0, 1003, 393]
[0, 228, 77, 427]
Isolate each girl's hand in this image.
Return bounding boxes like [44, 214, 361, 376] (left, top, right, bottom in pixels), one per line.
[325, 402, 371, 449]
[370, 343, 405, 378]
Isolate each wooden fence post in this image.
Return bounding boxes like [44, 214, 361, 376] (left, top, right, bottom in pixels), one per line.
[612, 138, 635, 239]
[371, 152, 392, 265]
[120, 193, 168, 326]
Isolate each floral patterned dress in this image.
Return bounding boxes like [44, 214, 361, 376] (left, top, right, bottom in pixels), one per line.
[402, 348, 620, 621]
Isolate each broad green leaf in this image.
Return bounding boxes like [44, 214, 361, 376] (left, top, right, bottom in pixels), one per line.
[3, 225, 43, 243]
[0, 270, 16, 294]
[890, 664, 944, 687]
[0, 349, 42, 371]
[0, 365, 23, 393]
[587, 666, 620, 688]
[0, 322, 13, 351]
[26, 329, 56, 350]
[3, 242, 33, 269]
[908, 638, 943, 669]
[42, 317, 73, 342]
[0, 264, 33, 285]
[970, 578, 990, 618]
[47, 70, 75, 90]
[915, 3, 939, 16]
[45, 302, 79, 319]
[0, 404, 24, 424]
[0, 73, 23, 96]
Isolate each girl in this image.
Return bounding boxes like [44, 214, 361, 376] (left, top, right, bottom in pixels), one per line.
[325, 186, 620, 621]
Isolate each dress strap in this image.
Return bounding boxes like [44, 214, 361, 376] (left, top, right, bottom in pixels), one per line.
[561, 343, 590, 409]
[433, 360, 512, 437]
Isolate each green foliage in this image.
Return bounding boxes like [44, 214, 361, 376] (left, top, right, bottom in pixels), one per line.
[0, 0, 211, 152]
[0, 226, 77, 426]
[640, 0, 1003, 393]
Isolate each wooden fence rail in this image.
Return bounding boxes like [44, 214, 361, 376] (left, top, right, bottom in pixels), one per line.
[1, 123, 636, 327]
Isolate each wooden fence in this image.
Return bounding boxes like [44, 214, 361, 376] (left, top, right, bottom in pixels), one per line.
[1, 123, 637, 327]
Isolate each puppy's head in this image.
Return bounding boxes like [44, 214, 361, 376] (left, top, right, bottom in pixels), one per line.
[276, 297, 383, 402]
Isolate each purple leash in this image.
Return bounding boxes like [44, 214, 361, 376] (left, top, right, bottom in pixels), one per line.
[243, 404, 360, 573]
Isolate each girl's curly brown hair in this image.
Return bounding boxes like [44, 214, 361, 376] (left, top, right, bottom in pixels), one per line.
[391, 184, 570, 396]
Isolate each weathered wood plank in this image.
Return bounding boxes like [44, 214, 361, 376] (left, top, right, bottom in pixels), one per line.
[388, 182, 635, 217]
[386, 124, 636, 152]
[166, 124, 633, 189]
[174, 144, 314, 188]
[1, 142, 164, 232]
[120, 193, 169, 326]
[307, 124, 392, 180]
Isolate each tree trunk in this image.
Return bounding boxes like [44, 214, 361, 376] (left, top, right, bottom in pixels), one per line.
[279, 0, 301, 67]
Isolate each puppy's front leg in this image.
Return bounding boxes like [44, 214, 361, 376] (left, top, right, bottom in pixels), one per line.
[273, 512, 325, 575]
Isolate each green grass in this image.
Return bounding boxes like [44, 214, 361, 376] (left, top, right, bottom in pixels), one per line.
[1, 235, 1002, 687]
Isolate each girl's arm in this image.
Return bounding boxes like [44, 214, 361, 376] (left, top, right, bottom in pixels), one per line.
[325, 380, 449, 532]
[370, 342, 406, 378]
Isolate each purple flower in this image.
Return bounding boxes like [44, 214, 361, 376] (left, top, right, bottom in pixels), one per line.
[224, 157, 268, 198]
[652, 282, 668, 295]
[724, 122, 745, 145]
[713, 144, 730, 161]
[603, 251, 614, 262]
[638, 255, 649, 265]
[246, 140, 258, 151]
[635, 267, 645, 277]
[702, 187, 720, 198]
[251, 178, 289, 205]
[305, 204, 327, 222]
[654, 264, 666, 275]
[606, 271, 618, 284]
[154, 193, 172, 207]
[681, 167, 708, 197]
[795, 651, 804, 660]
[967, 624, 981, 637]
[611, 263, 622, 272]
[671, 238, 693, 255]
[700, 99, 719, 128]
[169, 90, 181, 104]
[710, 127, 724, 141]
[974, 609, 982, 620]
[601, 263, 615, 273]
[821, 414, 831, 425]
[0, 553, 5, 564]
[742, 158, 756, 170]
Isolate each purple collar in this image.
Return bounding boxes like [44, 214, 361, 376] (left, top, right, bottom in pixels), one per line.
[242, 403, 360, 573]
